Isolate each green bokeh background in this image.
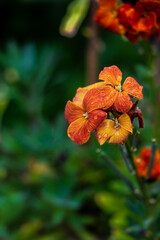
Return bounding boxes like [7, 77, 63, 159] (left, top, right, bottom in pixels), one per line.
[0, 0, 159, 239]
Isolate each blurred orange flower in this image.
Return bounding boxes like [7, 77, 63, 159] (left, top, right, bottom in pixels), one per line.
[118, 0, 160, 42]
[95, 0, 160, 42]
[134, 148, 160, 179]
[96, 113, 133, 145]
[94, 0, 125, 34]
[98, 65, 143, 113]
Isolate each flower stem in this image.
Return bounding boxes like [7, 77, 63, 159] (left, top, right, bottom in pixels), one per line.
[96, 148, 142, 200]
[125, 141, 148, 203]
[131, 130, 140, 152]
[120, 145, 135, 175]
[146, 139, 157, 180]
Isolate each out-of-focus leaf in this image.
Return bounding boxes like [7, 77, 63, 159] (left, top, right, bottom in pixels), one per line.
[94, 191, 127, 214]
[125, 200, 146, 219]
[15, 220, 42, 240]
[0, 84, 9, 119]
[0, 193, 26, 225]
[60, 0, 90, 37]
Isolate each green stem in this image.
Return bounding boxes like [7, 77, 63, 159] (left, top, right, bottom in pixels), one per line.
[96, 149, 142, 200]
[120, 145, 135, 174]
[125, 141, 149, 206]
[146, 139, 157, 180]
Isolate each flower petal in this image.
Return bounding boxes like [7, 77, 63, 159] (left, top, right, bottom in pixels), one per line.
[113, 91, 132, 113]
[87, 110, 107, 132]
[99, 65, 122, 87]
[95, 119, 116, 145]
[73, 82, 106, 108]
[109, 127, 130, 144]
[83, 86, 117, 113]
[122, 77, 143, 99]
[97, 0, 118, 9]
[67, 118, 90, 144]
[118, 114, 133, 133]
[108, 18, 126, 34]
[65, 101, 84, 124]
[132, 11, 156, 32]
[94, 8, 115, 29]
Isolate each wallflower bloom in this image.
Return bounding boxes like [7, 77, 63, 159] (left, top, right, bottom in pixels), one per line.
[134, 148, 160, 179]
[118, 0, 160, 42]
[96, 113, 133, 145]
[94, 0, 125, 34]
[64, 85, 116, 144]
[65, 66, 143, 145]
[95, 0, 160, 42]
[98, 65, 143, 113]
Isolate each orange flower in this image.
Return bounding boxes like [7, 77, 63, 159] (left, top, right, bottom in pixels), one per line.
[95, 113, 133, 145]
[118, 1, 159, 42]
[134, 148, 160, 179]
[98, 65, 143, 113]
[64, 84, 118, 144]
[94, 0, 126, 34]
[95, 0, 160, 42]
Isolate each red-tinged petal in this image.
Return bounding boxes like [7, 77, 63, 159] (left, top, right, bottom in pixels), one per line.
[87, 110, 107, 132]
[94, 9, 115, 29]
[109, 18, 126, 35]
[128, 105, 144, 128]
[122, 77, 143, 99]
[135, 108, 144, 128]
[140, 148, 151, 164]
[95, 119, 116, 145]
[151, 163, 160, 179]
[65, 101, 85, 124]
[73, 82, 106, 108]
[136, 0, 160, 18]
[118, 114, 133, 133]
[67, 118, 90, 144]
[83, 86, 117, 113]
[132, 12, 156, 32]
[94, 0, 125, 34]
[118, 4, 136, 29]
[113, 92, 132, 113]
[99, 66, 122, 87]
[94, 0, 118, 23]
[134, 147, 160, 179]
[109, 127, 130, 144]
[98, 0, 118, 9]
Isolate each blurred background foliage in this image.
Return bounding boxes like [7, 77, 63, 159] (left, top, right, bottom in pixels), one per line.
[0, 0, 159, 239]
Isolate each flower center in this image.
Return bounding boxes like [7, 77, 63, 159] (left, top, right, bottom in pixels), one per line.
[115, 83, 122, 92]
[114, 118, 120, 129]
[83, 112, 89, 119]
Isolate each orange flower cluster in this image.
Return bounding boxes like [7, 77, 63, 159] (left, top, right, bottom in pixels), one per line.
[65, 65, 143, 145]
[94, 0, 160, 42]
[134, 148, 160, 179]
